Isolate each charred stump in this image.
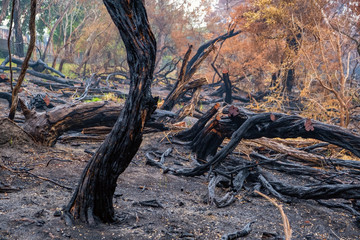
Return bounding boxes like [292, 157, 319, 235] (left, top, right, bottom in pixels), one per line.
[63, 0, 157, 225]
[222, 70, 232, 104]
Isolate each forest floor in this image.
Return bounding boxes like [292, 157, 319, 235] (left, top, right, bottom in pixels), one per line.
[0, 78, 359, 240]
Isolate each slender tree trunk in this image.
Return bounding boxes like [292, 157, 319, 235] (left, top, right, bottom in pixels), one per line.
[58, 58, 67, 72]
[9, 0, 36, 120]
[64, 0, 157, 225]
[41, 2, 71, 61]
[13, 0, 24, 57]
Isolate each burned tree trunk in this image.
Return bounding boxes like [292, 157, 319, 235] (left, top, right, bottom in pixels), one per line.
[161, 42, 214, 111]
[63, 0, 157, 225]
[161, 30, 241, 112]
[161, 45, 193, 111]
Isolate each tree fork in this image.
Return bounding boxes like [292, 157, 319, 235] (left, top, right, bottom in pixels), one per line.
[64, 0, 157, 225]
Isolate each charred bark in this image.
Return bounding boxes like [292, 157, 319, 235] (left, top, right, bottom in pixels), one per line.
[0, 66, 71, 85]
[21, 101, 121, 146]
[162, 30, 241, 111]
[21, 100, 171, 146]
[161, 45, 193, 111]
[63, 0, 157, 225]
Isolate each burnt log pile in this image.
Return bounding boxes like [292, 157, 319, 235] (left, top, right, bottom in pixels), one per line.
[145, 104, 360, 223]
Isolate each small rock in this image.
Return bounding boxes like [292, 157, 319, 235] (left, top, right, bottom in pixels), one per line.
[54, 210, 62, 217]
[34, 209, 46, 218]
[62, 233, 71, 238]
[36, 220, 45, 227]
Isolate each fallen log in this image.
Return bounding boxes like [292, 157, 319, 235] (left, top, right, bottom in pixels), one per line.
[21, 101, 121, 146]
[0, 92, 12, 107]
[271, 182, 360, 199]
[0, 55, 65, 77]
[29, 79, 71, 90]
[0, 66, 75, 85]
[182, 105, 360, 162]
[20, 100, 174, 146]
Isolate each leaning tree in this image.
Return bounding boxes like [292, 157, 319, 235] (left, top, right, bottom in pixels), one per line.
[63, 0, 157, 225]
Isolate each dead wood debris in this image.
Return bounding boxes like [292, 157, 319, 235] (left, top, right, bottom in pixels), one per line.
[145, 104, 360, 226]
[221, 221, 255, 240]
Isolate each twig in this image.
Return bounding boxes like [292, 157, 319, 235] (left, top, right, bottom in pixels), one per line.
[255, 190, 292, 240]
[46, 158, 73, 167]
[1, 164, 72, 190]
[26, 172, 72, 190]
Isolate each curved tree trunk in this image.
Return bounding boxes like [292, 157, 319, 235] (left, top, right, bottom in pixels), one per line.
[63, 0, 157, 225]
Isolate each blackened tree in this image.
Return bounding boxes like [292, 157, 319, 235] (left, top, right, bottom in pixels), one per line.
[63, 0, 157, 225]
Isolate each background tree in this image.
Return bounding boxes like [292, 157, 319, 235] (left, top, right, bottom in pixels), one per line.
[0, 0, 10, 24]
[13, 0, 24, 57]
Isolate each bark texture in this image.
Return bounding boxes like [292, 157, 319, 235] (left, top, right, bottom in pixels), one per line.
[64, 0, 157, 224]
[22, 101, 121, 146]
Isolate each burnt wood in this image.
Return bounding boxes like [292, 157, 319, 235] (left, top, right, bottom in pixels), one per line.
[63, 0, 157, 225]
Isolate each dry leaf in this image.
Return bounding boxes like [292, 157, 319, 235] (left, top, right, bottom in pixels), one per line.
[270, 114, 276, 121]
[305, 118, 314, 131]
[44, 95, 50, 106]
